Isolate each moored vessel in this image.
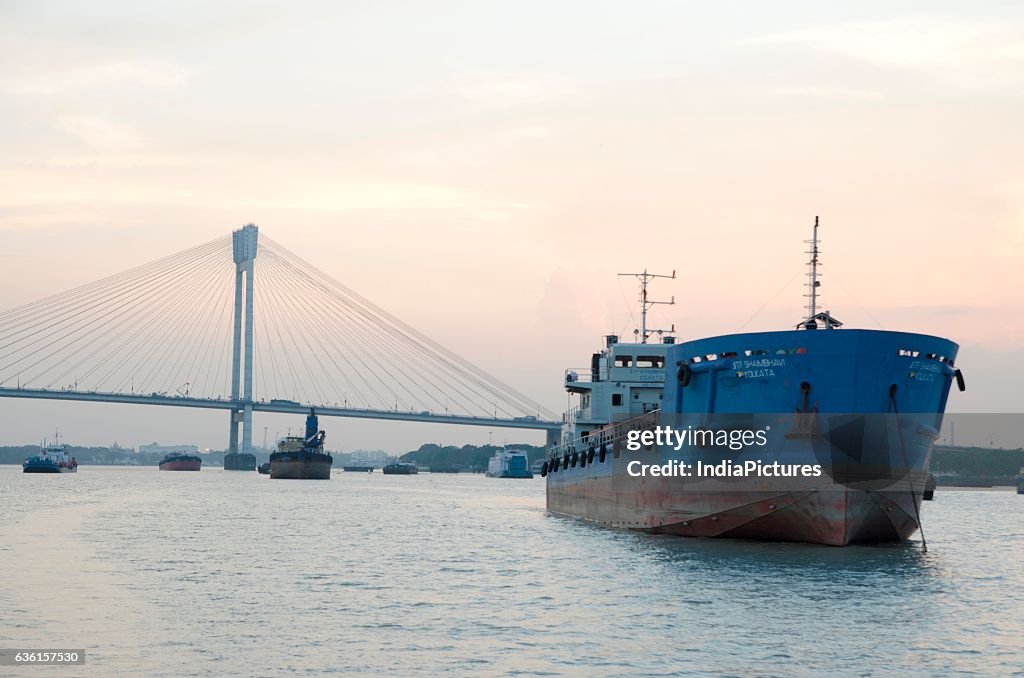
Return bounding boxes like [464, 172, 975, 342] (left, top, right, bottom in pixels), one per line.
[486, 449, 533, 478]
[23, 434, 77, 473]
[224, 452, 256, 471]
[159, 452, 202, 471]
[543, 219, 964, 546]
[923, 473, 937, 500]
[382, 462, 418, 475]
[270, 410, 332, 479]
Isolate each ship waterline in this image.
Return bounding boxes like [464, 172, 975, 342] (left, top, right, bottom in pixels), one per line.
[269, 455, 332, 480]
[547, 452, 931, 546]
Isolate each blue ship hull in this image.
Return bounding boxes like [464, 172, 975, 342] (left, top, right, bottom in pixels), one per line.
[23, 460, 77, 473]
[546, 329, 960, 545]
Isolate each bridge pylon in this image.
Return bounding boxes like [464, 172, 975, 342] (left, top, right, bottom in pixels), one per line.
[226, 224, 258, 470]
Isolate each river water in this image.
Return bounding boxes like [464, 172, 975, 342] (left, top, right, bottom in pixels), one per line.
[1, 467, 1021, 676]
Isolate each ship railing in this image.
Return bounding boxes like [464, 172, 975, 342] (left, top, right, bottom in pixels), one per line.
[547, 411, 660, 460]
[564, 368, 604, 384]
[565, 368, 598, 385]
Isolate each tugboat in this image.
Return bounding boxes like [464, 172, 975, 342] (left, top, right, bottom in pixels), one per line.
[269, 409, 332, 479]
[543, 219, 965, 546]
[382, 461, 418, 475]
[486, 449, 534, 478]
[23, 434, 78, 473]
[158, 452, 202, 471]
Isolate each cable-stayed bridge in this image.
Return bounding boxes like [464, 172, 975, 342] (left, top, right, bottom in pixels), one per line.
[0, 225, 561, 459]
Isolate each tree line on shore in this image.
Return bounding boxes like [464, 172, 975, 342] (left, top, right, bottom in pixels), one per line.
[0, 442, 1020, 483]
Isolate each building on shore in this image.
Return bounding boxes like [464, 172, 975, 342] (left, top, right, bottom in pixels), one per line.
[139, 442, 200, 456]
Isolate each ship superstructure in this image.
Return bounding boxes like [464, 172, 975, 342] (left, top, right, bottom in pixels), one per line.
[486, 449, 534, 478]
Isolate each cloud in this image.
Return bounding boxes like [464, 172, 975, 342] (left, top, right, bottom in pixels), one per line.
[453, 72, 577, 112]
[749, 15, 1024, 89]
[763, 85, 885, 102]
[0, 59, 188, 96]
[54, 115, 142, 150]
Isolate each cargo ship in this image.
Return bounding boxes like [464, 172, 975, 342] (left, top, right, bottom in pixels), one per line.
[158, 452, 202, 471]
[23, 435, 77, 473]
[486, 449, 534, 478]
[270, 410, 332, 479]
[382, 462, 418, 475]
[543, 219, 964, 546]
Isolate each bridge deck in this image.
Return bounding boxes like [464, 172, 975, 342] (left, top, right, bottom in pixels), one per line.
[0, 387, 562, 431]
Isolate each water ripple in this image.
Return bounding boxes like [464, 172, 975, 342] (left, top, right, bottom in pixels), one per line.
[0, 467, 1022, 675]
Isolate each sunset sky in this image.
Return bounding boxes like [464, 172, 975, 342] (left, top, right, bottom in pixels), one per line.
[1, 1, 1022, 451]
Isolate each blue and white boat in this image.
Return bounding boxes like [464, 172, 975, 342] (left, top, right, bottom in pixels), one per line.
[486, 449, 533, 478]
[23, 434, 78, 474]
[543, 219, 964, 545]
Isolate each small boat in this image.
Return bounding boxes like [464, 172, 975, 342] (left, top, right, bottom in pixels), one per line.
[923, 473, 937, 500]
[270, 409, 332, 479]
[343, 465, 374, 472]
[23, 434, 78, 474]
[382, 462, 418, 475]
[159, 452, 202, 471]
[1017, 467, 1023, 495]
[257, 462, 271, 475]
[486, 449, 533, 478]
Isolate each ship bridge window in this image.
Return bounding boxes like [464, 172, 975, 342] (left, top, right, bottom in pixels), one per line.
[615, 356, 633, 368]
[636, 356, 664, 369]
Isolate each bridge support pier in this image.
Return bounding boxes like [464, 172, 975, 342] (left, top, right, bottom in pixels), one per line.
[225, 224, 259, 471]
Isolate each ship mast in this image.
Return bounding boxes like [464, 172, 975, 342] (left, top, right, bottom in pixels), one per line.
[618, 269, 676, 343]
[805, 216, 820, 324]
[800, 216, 842, 330]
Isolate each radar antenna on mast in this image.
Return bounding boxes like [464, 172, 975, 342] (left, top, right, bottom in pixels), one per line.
[618, 269, 676, 343]
[799, 216, 842, 330]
